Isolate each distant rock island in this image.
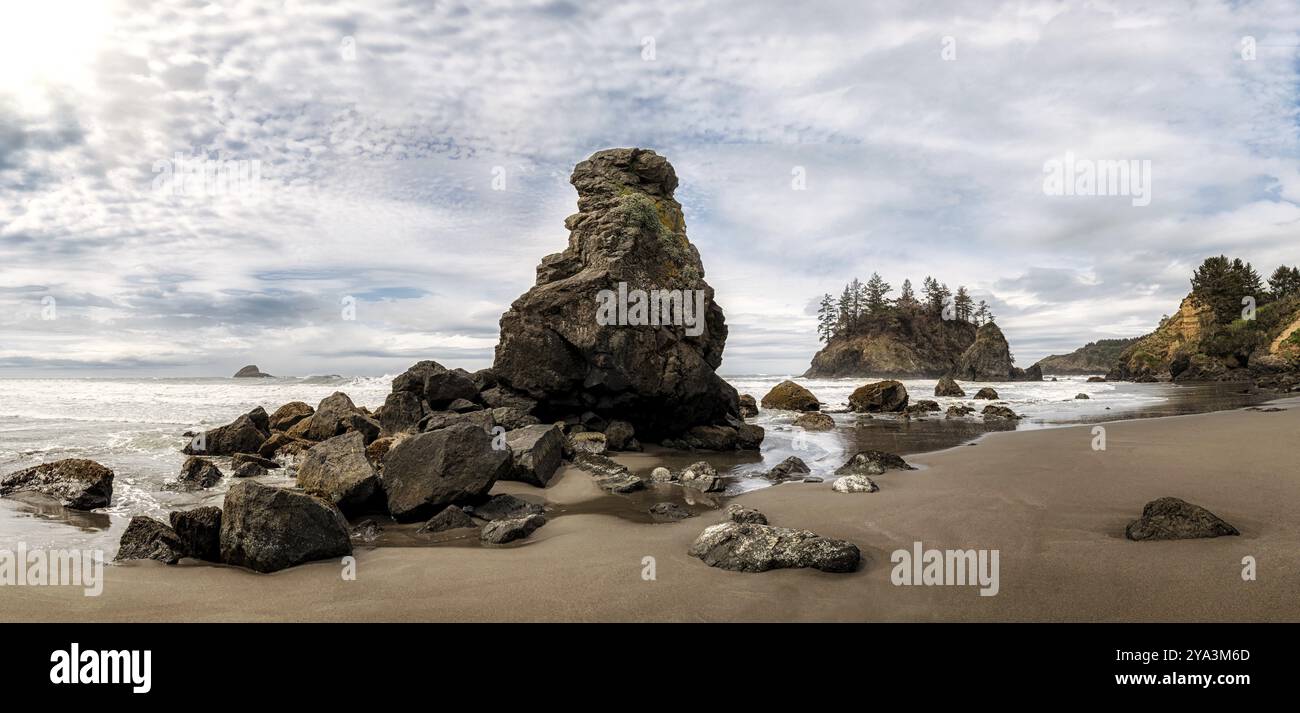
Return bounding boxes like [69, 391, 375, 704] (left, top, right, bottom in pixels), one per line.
[804, 275, 1039, 380]
[1031, 338, 1139, 375]
[1107, 257, 1300, 385]
[233, 365, 273, 378]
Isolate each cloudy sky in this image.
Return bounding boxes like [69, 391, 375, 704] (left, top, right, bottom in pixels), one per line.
[1, 0, 1298, 377]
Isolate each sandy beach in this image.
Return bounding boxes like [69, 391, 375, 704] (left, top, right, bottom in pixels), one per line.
[5, 399, 1298, 623]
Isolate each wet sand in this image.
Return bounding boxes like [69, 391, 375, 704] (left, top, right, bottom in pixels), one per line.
[3, 400, 1299, 622]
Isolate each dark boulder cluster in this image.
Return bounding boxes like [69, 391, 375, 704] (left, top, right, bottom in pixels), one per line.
[115, 482, 351, 572]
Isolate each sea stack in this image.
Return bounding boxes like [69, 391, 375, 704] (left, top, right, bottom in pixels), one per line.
[492, 148, 757, 448]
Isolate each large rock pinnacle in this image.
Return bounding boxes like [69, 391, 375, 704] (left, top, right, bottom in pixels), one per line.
[493, 148, 752, 445]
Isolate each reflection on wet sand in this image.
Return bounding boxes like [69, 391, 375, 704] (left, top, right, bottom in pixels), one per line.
[4, 492, 112, 532]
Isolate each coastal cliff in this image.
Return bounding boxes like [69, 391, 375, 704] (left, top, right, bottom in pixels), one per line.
[1108, 257, 1300, 383]
[1032, 338, 1139, 375]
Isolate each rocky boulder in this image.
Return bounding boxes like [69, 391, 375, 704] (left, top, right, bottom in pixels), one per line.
[793, 412, 835, 431]
[169, 506, 222, 562]
[418, 505, 478, 533]
[649, 502, 695, 521]
[382, 422, 510, 522]
[572, 452, 646, 493]
[0, 459, 114, 510]
[688, 521, 860, 573]
[219, 481, 352, 573]
[848, 380, 909, 413]
[981, 405, 1020, 420]
[469, 494, 545, 521]
[297, 432, 382, 516]
[832, 474, 879, 493]
[905, 399, 941, 415]
[973, 387, 999, 399]
[738, 394, 759, 418]
[935, 376, 965, 397]
[481, 514, 548, 544]
[726, 503, 768, 525]
[269, 402, 314, 432]
[184, 409, 268, 456]
[174, 456, 223, 490]
[1125, 497, 1240, 541]
[760, 380, 820, 411]
[835, 450, 914, 475]
[946, 404, 975, 418]
[115, 516, 186, 564]
[764, 456, 811, 481]
[491, 148, 745, 444]
[603, 420, 636, 451]
[304, 392, 362, 442]
[678, 461, 724, 492]
[503, 424, 564, 487]
[567, 431, 607, 456]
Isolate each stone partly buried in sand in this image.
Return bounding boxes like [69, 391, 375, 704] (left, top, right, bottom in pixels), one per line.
[481, 514, 548, 545]
[115, 516, 187, 564]
[572, 452, 646, 493]
[0, 458, 114, 510]
[848, 380, 909, 413]
[760, 380, 820, 411]
[170, 506, 222, 562]
[1125, 497, 1240, 541]
[677, 460, 725, 492]
[835, 450, 915, 476]
[688, 520, 860, 573]
[764, 455, 811, 481]
[492, 148, 758, 449]
[831, 474, 879, 493]
[382, 422, 511, 522]
[219, 480, 352, 573]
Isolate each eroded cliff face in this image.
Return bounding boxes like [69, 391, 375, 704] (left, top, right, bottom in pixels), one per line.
[492, 148, 745, 442]
[803, 313, 977, 378]
[1109, 296, 1214, 380]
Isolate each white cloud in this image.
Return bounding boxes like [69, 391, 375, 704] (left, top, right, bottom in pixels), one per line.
[1, 0, 1298, 375]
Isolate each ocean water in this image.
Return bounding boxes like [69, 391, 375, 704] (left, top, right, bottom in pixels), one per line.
[0, 373, 1270, 553]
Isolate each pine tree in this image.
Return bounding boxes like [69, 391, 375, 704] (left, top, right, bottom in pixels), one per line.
[899, 278, 917, 308]
[922, 276, 943, 313]
[837, 283, 855, 333]
[1192, 255, 1266, 323]
[865, 272, 892, 313]
[1269, 265, 1300, 298]
[816, 294, 838, 342]
[973, 300, 990, 326]
[954, 286, 974, 322]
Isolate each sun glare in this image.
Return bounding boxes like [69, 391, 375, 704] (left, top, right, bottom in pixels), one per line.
[0, 1, 112, 110]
